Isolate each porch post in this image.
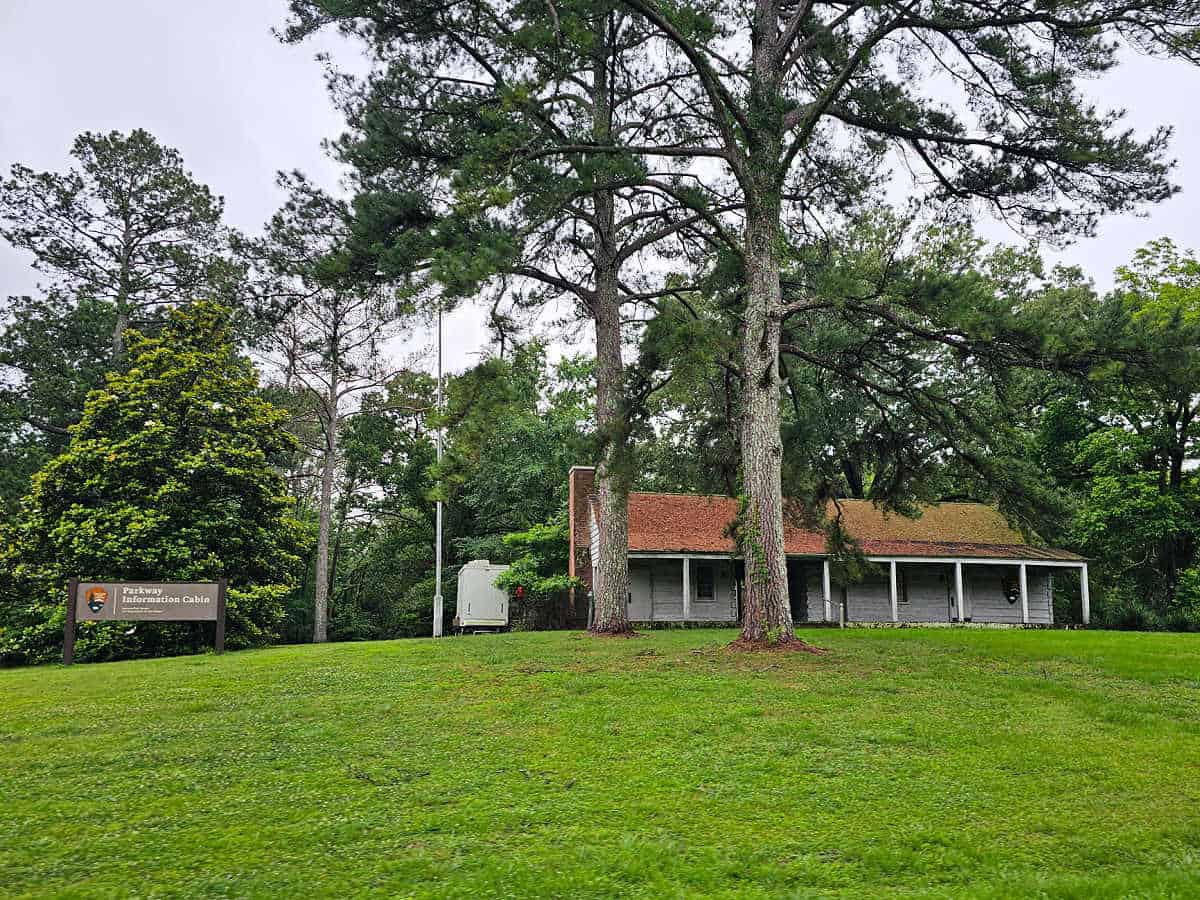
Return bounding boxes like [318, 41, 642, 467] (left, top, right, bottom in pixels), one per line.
[1019, 563, 1030, 624]
[822, 559, 832, 623]
[682, 556, 691, 622]
[1080, 562, 1090, 626]
[954, 561, 966, 623]
[889, 561, 899, 623]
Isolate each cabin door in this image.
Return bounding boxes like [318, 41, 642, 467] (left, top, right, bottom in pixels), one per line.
[787, 560, 808, 622]
[628, 562, 652, 620]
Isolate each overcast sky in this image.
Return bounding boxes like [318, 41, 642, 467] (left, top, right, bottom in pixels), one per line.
[2, 0, 1199, 373]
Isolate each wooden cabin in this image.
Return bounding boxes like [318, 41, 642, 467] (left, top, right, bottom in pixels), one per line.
[568, 467, 1089, 626]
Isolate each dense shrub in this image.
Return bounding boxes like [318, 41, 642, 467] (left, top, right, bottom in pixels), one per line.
[494, 515, 579, 630]
[1094, 574, 1200, 632]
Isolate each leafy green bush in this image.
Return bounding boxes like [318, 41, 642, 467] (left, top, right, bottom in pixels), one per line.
[494, 515, 579, 630]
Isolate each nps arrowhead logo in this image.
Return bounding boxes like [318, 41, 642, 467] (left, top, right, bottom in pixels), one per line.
[86, 586, 108, 614]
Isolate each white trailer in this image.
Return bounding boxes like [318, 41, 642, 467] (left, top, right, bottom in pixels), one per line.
[454, 560, 510, 633]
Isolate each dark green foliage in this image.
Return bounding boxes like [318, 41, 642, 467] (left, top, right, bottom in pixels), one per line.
[444, 344, 593, 535]
[635, 290, 744, 496]
[308, 372, 439, 642]
[1029, 240, 1200, 629]
[494, 515, 580, 629]
[1069, 427, 1200, 630]
[333, 532, 444, 642]
[293, 345, 593, 643]
[640, 214, 1079, 530]
[0, 295, 117, 442]
[0, 296, 120, 516]
[0, 303, 306, 664]
[776, 218, 1079, 533]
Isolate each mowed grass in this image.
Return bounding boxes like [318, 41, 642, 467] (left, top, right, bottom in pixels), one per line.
[2, 629, 1200, 899]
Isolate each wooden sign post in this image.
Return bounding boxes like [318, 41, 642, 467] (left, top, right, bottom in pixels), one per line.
[64, 577, 79, 666]
[215, 578, 227, 655]
[63, 578, 228, 665]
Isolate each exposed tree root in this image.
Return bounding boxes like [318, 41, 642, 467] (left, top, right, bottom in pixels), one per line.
[588, 628, 641, 638]
[727, 636, 825, 654]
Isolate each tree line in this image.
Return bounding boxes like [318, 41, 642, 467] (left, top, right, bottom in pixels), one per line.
[2, 0, 1200, 661]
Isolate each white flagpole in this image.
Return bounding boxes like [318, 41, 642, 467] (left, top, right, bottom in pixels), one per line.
[433, 298, 444, 637]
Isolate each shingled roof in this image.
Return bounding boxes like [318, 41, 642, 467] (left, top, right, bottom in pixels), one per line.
[623, 492, 1083, 562]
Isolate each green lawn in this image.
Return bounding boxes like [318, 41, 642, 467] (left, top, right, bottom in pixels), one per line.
[3, 629, 1200, 898]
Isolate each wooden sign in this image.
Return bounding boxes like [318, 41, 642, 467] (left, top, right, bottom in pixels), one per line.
[63, 578, 227, 664]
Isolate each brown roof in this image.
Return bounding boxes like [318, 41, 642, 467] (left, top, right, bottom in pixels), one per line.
[623, 493, 1083, 562]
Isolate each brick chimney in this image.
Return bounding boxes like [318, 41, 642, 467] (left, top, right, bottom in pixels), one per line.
[568, 466, 596, 603]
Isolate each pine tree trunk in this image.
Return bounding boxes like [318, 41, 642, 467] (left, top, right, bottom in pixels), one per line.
[737, 17, 795, 644]
[112, 222, 136, 360]
[587, 8, 632, 635]
[328, 475, 354, 604]
[738, 208, 794, 643]
[591, 273, 632, 634]
[113, 240, 132, 359]
[313, 393, 337, 644]
[112, 307, 128, 360]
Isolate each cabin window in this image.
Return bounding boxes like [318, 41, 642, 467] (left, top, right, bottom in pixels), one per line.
[696, 564, 715, 601]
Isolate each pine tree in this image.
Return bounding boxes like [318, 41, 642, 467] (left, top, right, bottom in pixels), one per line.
[0, 129, 231, 358]
[283, 0, 712, 633]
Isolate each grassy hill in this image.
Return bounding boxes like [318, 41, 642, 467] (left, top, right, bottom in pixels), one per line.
[2, 628, 1199, 898]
